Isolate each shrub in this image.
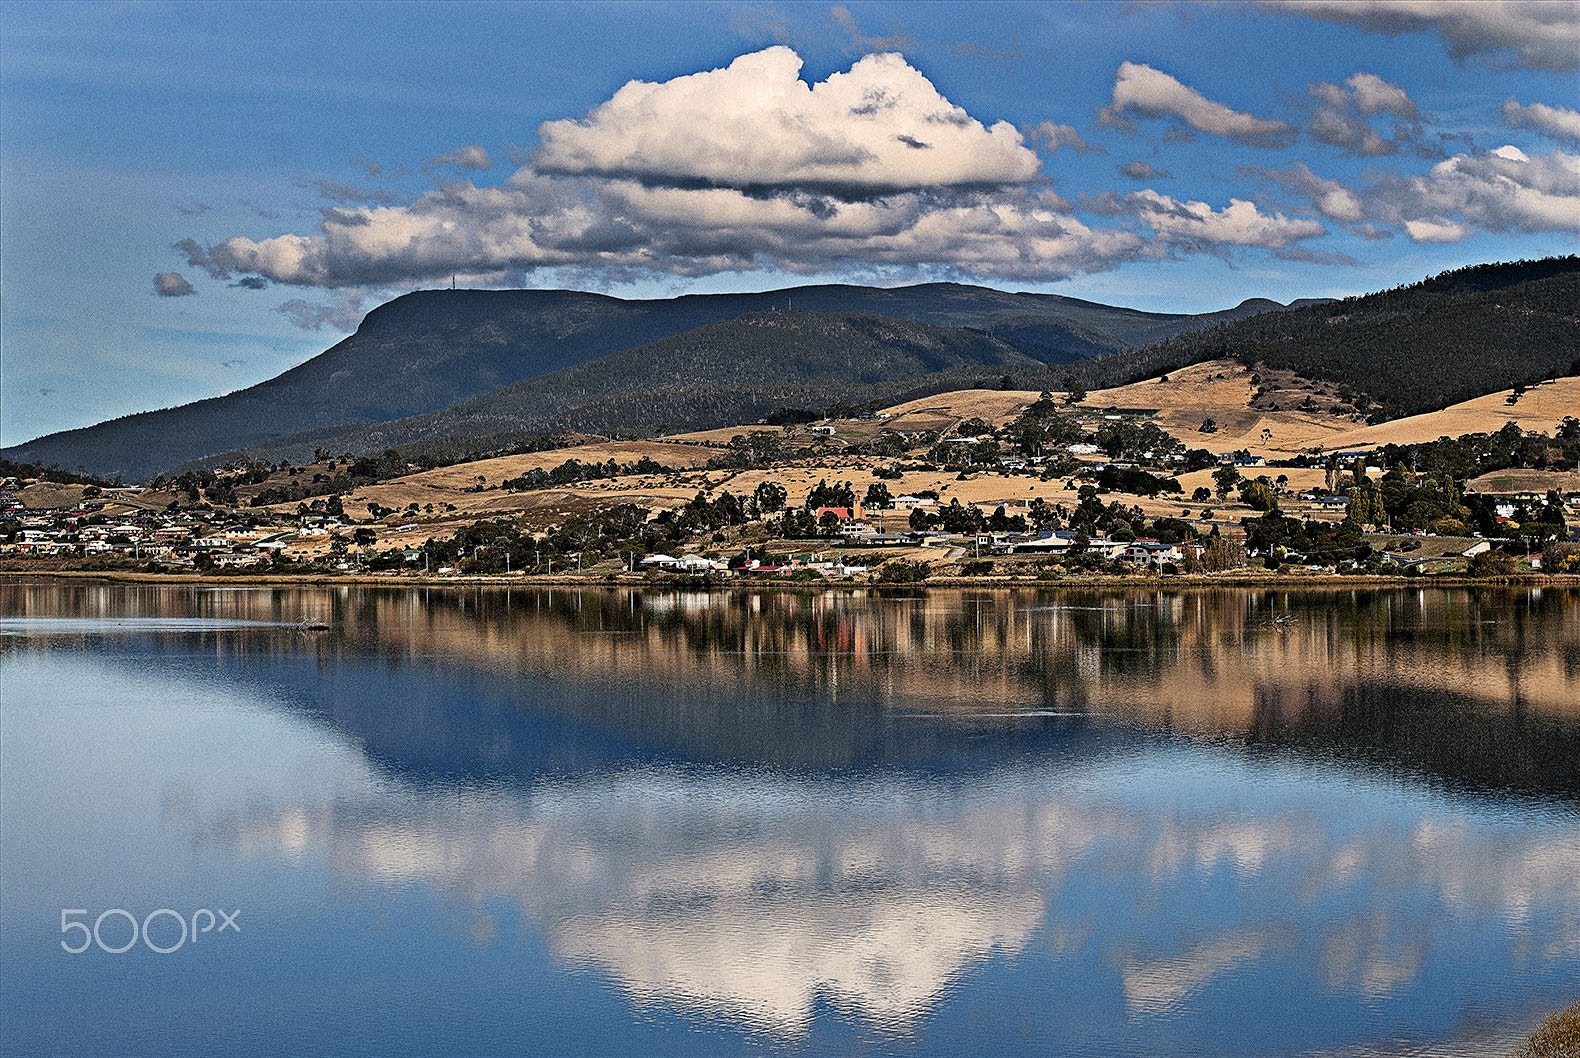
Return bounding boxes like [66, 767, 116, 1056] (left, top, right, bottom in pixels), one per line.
[1541, 542, 1580, 574]
[1468, 550, 1519, 577]
[877, 559, 932, 583]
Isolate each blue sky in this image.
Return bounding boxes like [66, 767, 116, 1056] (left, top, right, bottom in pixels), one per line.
[2, 1, 1577, 447]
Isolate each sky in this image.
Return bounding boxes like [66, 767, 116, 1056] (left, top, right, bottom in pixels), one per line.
[2, 1, 1577, 447]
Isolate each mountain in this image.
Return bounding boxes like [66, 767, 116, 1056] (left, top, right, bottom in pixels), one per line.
[3, 282, 1299, 480]
[1064, 257, 1580, 418]
[182, 312, 1053, 466]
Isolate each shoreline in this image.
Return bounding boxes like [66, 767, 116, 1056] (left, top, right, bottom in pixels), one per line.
[5, 568, 1578, 591]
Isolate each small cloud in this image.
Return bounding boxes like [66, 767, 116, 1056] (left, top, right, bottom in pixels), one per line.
[153, 272, 196, 297]
[1501, 98, 1580, 146]
[220, 358, 246, 368]
[352, 155, 385, 178]
[1119, 160, 1171, 180]
[1098, 62, 1295, 148]
[950, 36, 1023, 61]
[276, 291, 367, 331]
[1273, 246, 1361, 266]
[39, 388, 56, 396]
[1028, 121, 1104, 155]
[830, 5, 915, 53]
[229, 276, 269, 290]
[1403, 217, 1468, 243]
[1305, 73, 1422, 157]
[175, 201, 211, 217]
[306, 179, 399, 204]
[425, 144, 494, 171]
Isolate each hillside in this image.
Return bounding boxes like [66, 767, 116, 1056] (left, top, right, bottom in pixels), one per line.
[185, 312, 1053, 466]
[1313, 376, 1580, 452]
[4, 282, 1274, 481]
[1066, 258, 1580, 417]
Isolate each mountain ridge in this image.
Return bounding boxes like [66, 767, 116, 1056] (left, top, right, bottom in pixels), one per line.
[4, 282, 1305, 479]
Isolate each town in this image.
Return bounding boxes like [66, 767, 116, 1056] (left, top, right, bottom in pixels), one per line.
[7, 365, 1578, 583]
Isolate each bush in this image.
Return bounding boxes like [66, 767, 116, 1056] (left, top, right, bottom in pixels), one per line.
[1468, 550, 1519, 577]
[1541, 542, 1580, 573]
[877, 559, 932, 583]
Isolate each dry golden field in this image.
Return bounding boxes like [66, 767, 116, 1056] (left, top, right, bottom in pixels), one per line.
[1079, 360, 1359, 457]
[1313, 376, 1580, 452]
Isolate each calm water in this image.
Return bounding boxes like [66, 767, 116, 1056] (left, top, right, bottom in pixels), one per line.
[1, 581, 1577, 1057]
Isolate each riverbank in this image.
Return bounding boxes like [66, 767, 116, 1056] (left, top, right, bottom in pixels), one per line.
[5, 568, 1578, 591]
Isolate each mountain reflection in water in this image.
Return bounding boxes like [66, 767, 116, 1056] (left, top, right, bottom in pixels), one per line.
[1, 582, 1577, 1057]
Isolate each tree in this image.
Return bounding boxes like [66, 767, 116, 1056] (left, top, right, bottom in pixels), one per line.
[1212, 464, 1241, 500]
[1061, 375, 1087, 404]
[863, 482, 892, 509]
[352, 528, 376, 549]
[1239, 480, 1277, 512]
[753, 480, 787, 514]
[1199, 418, 1218, 433]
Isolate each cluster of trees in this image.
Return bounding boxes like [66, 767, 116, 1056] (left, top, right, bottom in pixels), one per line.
[501, 455, 673, 492]
[706, 431, 785, 469]
[1095, 466, 1183, 497]
[1374, 418, 1580, 478]
[0, 458, 118, 487]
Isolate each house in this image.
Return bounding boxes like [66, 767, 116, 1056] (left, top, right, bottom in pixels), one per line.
[813, 504, 863, 522]
[808, 425, 836, 436]
[1066, 443, 1100, 455]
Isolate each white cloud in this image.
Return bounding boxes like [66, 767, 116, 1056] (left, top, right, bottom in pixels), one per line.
[1271, 0, 1580, 72]
[1250, 162, 1366, 223]
[1402, 218, 1469, 242]
[1094, 190, 1327, 249]
[1305, 73, 1422, 157]
[1501, 98, 1580, 146]
[1342, 73, 1420, 119]
[1385, 145, 1580, 241]
[534, 47, 1040, 197]
[181, 47, 1412, 292]
[1099, 62, 1295, 147]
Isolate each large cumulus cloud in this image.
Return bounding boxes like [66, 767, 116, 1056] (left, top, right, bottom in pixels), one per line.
[533, 47, 1041, 196]
[173, 46, 1576, 304]
[174, 49, 1245, 290]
